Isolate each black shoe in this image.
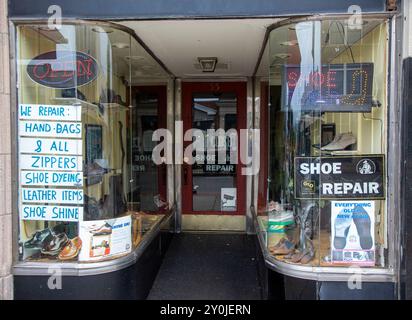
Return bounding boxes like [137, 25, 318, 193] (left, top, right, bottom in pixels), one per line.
[352, 205, 373, 250]
[24, 228, 53, 249]
[41, 232, 69, 256]
[333, 212, 352, 250]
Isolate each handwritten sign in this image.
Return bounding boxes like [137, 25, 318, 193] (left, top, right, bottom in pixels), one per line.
[21, 188, 84, 204]
[19, 121, 82, 138]
[21, 205, 83, 222]
[19, 154, 83, 171]
[21, 171, 83, 187]
[18, 104, 84, 222]
[19, 138, 82, 155]
[19, 104, 81, 121]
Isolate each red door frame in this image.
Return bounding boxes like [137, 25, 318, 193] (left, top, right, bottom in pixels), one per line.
[181, 82, 247, 216]
[128, 85, 168, 210]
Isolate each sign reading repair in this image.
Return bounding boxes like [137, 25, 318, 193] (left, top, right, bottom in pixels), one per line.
[19, 104, 81, 121]
[294, 156, 385, 200]
[18, 104, 84, 222]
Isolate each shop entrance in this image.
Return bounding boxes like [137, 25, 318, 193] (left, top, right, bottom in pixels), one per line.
[181, 82, 247, 230]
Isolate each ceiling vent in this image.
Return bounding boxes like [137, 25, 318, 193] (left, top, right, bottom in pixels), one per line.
[197, 57, 218, 72]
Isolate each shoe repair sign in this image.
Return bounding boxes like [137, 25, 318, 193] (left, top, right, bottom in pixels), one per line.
[331, 201, 375, 266]
[294, 155, 385, 200]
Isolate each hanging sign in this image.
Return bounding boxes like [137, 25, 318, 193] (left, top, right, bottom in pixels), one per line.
[294, 155, 385, 200]
[26, 51, 99, 89]
[282, 63, 374, 112]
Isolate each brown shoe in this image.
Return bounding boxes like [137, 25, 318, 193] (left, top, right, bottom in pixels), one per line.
[289, 248, 314, 263]
[271, 239, 295, 255]
[269, 238, 286, 253]
[58, 237, 82, 261]
[300, 249, 315, 264]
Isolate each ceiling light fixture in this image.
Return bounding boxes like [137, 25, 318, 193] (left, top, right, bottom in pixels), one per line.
[198, 57, 218, 73]
[273, 53, 291, 60]
[125, 55, 145, 61]
[280, 40, 299, 46]
[92, 27, 114, 34]
[112, 43, 130, 49]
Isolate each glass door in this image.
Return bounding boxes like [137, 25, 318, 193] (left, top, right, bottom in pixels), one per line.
[182, 82, 246, 215]
[129, 86, 167, 212]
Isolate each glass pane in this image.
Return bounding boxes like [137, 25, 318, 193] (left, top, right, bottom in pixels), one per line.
[318, 19, 388, 268]
[191, 92, 237, 212]
[16, 24, 171, 263]
[130, 90, 167, 212]
[264, 17, 389, 269]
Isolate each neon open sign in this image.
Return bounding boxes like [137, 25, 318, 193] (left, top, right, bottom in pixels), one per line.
[282, 63, 374, 112]
[27, 51, 99, 89]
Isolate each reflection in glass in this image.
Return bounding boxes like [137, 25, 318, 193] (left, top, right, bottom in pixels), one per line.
[17, 24, 171, 263]
[260, 18, 388, 269]
[191, 93, 237, 212]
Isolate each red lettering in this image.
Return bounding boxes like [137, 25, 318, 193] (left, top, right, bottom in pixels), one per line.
[77, 59, 94, 77]
[310, 72, 324, 87]
[33, 63, 50, 80]
[288, 72, 299, 88]
[62, 61, 75, 78]
[48, 61, 62, 78]
[326, 71, 336, 88]
[29, 52, 97, 86]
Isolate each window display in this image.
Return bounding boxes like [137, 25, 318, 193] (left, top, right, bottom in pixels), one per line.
[258, 17, 389, 269]
[16, 24, 171, 263]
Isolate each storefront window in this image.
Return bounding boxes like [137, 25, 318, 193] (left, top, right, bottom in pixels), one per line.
[258, 18, 389, 269]
[17, 24, 171, 263]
